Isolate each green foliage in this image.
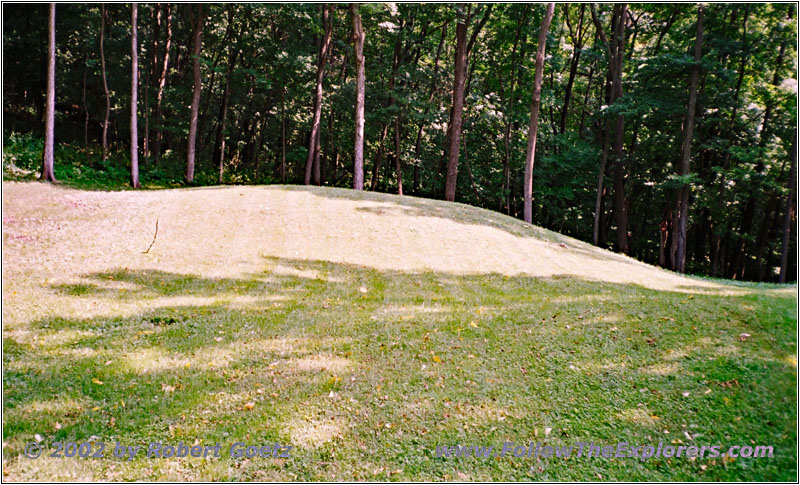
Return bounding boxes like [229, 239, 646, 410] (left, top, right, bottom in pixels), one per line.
[3, 132, 44, 174]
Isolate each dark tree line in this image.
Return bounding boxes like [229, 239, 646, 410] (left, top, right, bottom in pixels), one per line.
[2, 3, 797, 282]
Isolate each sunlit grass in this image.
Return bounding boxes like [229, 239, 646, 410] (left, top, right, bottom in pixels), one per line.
[2, 182, 796, 481]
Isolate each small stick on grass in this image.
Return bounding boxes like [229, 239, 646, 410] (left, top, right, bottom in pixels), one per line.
[143, 218, 159, 254]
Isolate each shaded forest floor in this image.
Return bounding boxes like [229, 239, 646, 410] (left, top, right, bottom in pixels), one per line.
[2, 182, 796, 481]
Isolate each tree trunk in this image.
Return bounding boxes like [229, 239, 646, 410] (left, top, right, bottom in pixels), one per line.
[522, 3, 555, 223]
[130, 3, 141, 188]
[413, 20, 448, 195]
[371, 22, 404, 192]
[152, 4, 171, 166]
[591, 4, 628, 253]
[444, 4, 470, 202]
[41, 3, 57, 182]
[218, 26, 238, 184]
[593, 119, 610, 245]
[779, 129, 797, 283]
[499, 8, 528, 214]
[352, 4, 365, 190]
[351, 4, 366, 190]
[82, 61, 88, 147]
[610, 5, 628, 254]
[578, 63, 595, 136]
[395, 115, 403, 195]
[304, 4, 332, 185]
[674, 4, 703, 273]
[370, 124, 389, 191]
[185, 4, 204, 183]
[281, 87, 287, 184]
[100, 4, 110, 164]
[313, 125, 322, 185]
[560, 4, 585, 135]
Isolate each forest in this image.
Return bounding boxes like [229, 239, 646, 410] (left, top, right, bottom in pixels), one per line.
[3, 2, 798, 282]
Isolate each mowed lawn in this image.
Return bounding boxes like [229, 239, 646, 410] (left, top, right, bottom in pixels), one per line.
[2, 181, 796, 481]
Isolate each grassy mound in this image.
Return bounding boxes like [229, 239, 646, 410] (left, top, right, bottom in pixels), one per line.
[3, 182, 796, 480]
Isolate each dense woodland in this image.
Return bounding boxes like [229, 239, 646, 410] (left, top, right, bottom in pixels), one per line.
[3, 3, 797, 282]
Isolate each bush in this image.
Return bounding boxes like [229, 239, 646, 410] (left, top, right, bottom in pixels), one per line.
[3, 132, 44, 176]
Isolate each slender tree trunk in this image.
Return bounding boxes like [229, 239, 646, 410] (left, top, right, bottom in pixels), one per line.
[281, 87, 286, 184]
[100, 4, 110, 163]
[560, 4, 585, 135]
[591, 4, 628, 252]
[148, 4, 161, 159]
[592, 4, 629, 253]
[218, 33, 238, 184]
[370, 124, 389, 191]
[413, 20, 448, 195]
[304, 4, 332, 185]
[779, 129, 797, 283]
[522, 3, 555, 223]
[152, 4, 171, 165]
[82, 60, 88, 147]
[143, 76, 149, 161]
[185, 4, 204, 183]
[674, 4, 703, 273]
[610, 5, 628, 254]
[130, 3, 141, 188]
[578, 63, 595, 136]
[499, 8, 527, 214]
[371, 24, 403, 192]
[41, 3, 57, 182]
[395, 115, 403, 195]
[313, 125, 322, 185]
[322, 105, 333, 185]
[444, 4, 470, 202]
[593, 119, 610, 245]
[352, 3, 365, 190]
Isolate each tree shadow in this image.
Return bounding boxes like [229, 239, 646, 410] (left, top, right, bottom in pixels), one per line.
[3, 256, 796, 480]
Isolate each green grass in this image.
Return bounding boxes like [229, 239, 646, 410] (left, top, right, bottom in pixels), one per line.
[2, 182, 796, 481]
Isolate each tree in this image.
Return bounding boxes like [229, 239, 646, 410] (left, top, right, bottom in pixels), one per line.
[673, 4, 703, 273]
[130, 3, 141, 188]
[352, 3, 365, 191]
[99, 4, 110, 164]
[522, 3, 555, 224]
[779, 129, 797, 283]
[304, 4, 333, 186]
[152, 4, 172, 166]
[2, 3, 795, 282]
[218, 8, 239, 184]
[186, 4, 204, 184]
[591, 3, 628, 253]
[41, 3, 57, 183]
[412, 18, 448, 195]
[560, 4, 588, 135]
[729, 6, 792, 279]
[443, 4, 470, 202]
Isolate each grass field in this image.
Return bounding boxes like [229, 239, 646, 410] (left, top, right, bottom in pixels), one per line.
[2, 181, 796, 481]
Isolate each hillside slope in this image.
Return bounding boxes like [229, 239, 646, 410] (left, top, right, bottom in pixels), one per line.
[2, 182, 796, 481]
[3, 182, 743, 299]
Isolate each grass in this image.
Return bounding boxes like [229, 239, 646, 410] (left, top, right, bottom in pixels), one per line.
[2, 181, 796, 481]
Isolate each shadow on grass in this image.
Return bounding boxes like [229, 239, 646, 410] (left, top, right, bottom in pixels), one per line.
[3, 256, 797, 480]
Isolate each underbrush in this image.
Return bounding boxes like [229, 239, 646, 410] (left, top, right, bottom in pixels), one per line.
[1, 132, 261, 190]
